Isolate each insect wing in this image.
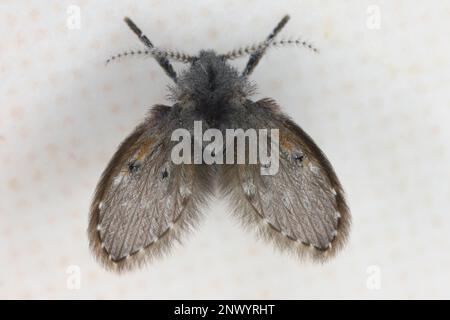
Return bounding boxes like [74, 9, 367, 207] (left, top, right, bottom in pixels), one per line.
[221, 99, 351, 261]
[88, 105, 211, 272]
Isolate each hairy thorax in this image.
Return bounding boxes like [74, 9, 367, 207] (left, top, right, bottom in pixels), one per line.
[169, 50, 255, 123]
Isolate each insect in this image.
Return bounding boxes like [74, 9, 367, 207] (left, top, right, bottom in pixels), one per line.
[88, 15, 351, 272]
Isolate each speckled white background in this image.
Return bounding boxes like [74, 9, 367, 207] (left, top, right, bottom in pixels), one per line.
[1, 0, 449, 299]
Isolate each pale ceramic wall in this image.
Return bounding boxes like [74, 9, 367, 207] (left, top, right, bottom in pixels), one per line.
[1, 0, 449, 299]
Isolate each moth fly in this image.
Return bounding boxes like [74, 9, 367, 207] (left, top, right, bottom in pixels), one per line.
[88, 15, 351, 272]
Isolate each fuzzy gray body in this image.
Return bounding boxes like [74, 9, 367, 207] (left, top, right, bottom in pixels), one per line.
[170, 50, 254, 127]
[88, 17, 351, 273]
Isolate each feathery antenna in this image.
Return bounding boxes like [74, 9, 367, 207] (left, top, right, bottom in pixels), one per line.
[106, 48, 195, 65]
[222, 38, 319, 60]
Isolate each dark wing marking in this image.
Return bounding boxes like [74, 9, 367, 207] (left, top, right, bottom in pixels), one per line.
[221, 99, 350, 262]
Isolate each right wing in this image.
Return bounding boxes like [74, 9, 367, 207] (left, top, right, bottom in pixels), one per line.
[220, 99, 351, 262]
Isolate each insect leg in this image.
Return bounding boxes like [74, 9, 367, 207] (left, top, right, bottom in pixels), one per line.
[242, 15, 290, 77]
[124, 17, 178, 82]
